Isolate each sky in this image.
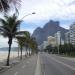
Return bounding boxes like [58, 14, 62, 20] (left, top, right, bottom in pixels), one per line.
[19, 0, 75, 33]
[0, 0, 75, 48]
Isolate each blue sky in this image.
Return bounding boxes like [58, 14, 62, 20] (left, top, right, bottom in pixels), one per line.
[0, 0, 75, 47]
[18, 0, 75, 34]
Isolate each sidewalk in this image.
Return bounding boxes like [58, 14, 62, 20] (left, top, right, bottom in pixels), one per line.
[61, 56, 75, 62]
[0, 54, 38, 75]
[0, 55, 31, 73]
[57, 54, 75, 62]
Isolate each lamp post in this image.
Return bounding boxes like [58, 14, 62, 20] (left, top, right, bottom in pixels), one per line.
[19, 12, 35, 31]
[21, 12, 35, 20]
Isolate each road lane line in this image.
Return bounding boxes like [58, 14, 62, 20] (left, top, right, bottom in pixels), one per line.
[14, 72, 18, 75]
[44, 71, 45, 75]
[35, 54, 42, 75]
[50, 56, 75, 71]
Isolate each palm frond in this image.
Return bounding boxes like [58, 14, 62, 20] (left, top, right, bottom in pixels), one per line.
[0, 0, 9, 12]
[0, 12, 22, 38]
[0, 18, 11, 31]
[8, 0, 21, 6]
[0, 0, 21, 12]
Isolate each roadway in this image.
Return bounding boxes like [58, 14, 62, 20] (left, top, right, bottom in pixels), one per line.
[40, 52, 75, 75]
[0, 52, 75, 75]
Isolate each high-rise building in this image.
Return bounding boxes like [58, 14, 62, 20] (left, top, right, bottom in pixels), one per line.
[55, 31, 61, 46]
[55, 31, 64, 45]
[48, 36, 56, 47]
[70, 23, 75, 45]
[65, 31, 70, 44]
[43, 41, 48, 49]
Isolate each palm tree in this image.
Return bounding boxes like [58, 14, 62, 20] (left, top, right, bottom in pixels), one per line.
[0, 13, 22, 66]
[29, 37, 38, 54]
[0, 0, 21, 12]
[24, 32, 30, 56]
[16, 36, 25, 59]
[16, 31, 30, 59]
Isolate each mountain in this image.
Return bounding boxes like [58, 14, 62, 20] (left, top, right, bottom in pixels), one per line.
[32, 20, 69, 45]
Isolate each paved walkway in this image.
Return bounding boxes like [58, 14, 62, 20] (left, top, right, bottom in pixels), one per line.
[0, 54, 37, 75]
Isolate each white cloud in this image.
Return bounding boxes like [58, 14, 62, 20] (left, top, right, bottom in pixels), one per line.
[18, 0, 75, 22]
[60, 24, 70, 29]
[20, 27, 35, 34]
[0, 36, 18, 48]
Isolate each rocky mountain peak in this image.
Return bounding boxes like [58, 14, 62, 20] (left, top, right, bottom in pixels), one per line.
[32, 20, 68, 45]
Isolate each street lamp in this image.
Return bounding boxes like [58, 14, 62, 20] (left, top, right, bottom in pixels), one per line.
[21, 12, 36, 20]
[19, 12, 36, 31]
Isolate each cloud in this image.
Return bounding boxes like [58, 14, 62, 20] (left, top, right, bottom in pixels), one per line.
[60, 24, 70, 29]
[68, 0, 75, 5]
[18, 0, 75, 32]
[19, 0, 75, 21]
[0, 36, 18, 48]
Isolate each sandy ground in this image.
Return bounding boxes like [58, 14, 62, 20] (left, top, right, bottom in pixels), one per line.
[0, 51, 26, 62]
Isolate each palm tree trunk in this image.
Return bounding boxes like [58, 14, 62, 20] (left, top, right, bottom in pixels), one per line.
[25, 46, 27, 56]
[20, 46, 22, 60]
[18, 44, 19, 58]
[29, 47, 31, 56]
[25, 46, 27, 57]
[6, 38, 12, 66]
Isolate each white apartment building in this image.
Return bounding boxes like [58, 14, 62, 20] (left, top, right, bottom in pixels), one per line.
[43, 41, 48, 49]
[65, 31, 70, 44]
[70, 23, 75, 45]
[54, 31, 61, 46]
[48, 36, 56, 47]
[55, 31, 64, 45]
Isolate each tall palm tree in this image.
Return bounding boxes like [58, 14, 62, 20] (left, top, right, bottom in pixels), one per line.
[24, 31, 30, 56]
[0, 0, 21, 12]
[29, 37, 38, 54]
[0, 13, 22, 66]
[16, 31, 30, 59]
[16, 36, 25, 59]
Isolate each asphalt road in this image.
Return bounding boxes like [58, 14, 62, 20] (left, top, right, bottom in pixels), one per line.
[0, 53, 75, 75]
[40, 52, 75, 75]
[0, 55, 37, 75]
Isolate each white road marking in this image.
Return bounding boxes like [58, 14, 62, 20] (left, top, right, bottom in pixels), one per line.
[44, 71, 45, 75]
[35, 54, 42, 75]
[50, 56, 75, 71]
[14, 72, 18, 75]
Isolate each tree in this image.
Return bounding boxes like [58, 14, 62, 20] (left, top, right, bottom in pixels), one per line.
[59, 43, 75, 56]
[45, 45, 52, 53]
[0, 0, 21, 12]
[29, 37, 38, 54]
[16, 36, 25, 59]
[0, 12, 22, 66]
[24, 31, 30, 56]
[16, 31, 30, 59]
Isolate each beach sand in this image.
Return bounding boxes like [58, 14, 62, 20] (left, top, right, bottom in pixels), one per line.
[0, 51, 26, 62]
